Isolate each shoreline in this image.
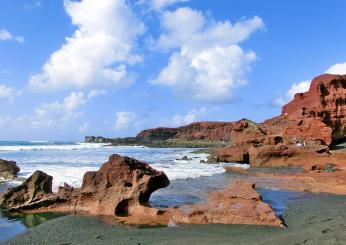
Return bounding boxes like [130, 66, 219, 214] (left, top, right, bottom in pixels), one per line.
[2, 194, 345, 244]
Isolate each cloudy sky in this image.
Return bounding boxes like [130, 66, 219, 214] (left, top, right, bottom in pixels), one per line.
[1, 0, 346, 140]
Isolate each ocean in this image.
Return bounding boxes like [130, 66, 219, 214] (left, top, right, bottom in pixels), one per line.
[0, 141, 314, 241]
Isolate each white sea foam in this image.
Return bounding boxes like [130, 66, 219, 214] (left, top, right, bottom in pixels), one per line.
[1, 143, 227, 191]
[0, 143, 109, 152]
[151, 152, 225, 180]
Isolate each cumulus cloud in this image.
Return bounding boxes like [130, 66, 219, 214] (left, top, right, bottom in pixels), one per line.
[160, 107, 207, 127]
[35, 92, 87, 117]
[151, 8, 264, 102]
[273, 80, 310, 106]
[113, 111, 137, 130]
[0, 29, 24, 43]
[29, 0, 145, 91]
[140, 0, 189, 11]
[274, 62, 346, 106]
[0, 85, 21, 101]
[326, 62, 346, 75]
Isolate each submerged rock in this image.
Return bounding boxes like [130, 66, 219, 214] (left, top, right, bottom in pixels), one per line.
[0, 159, 20, 180]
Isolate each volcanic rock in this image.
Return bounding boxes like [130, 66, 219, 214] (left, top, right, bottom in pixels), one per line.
[0, 170, 53, 209]
[0, 159, 20, 180]
[0, 155, 170, 218]
[170, 181, 282, 226]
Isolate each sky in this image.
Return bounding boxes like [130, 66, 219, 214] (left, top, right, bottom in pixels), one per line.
[1, 0, 346, 141]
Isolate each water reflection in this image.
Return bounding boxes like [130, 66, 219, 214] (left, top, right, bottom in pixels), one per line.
[0, 209, 65, 242]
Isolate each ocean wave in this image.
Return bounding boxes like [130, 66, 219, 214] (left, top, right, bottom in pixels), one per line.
[0, 143, 110, 152]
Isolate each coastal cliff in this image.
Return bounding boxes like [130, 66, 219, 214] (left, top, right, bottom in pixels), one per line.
[85, 74, 346, 167]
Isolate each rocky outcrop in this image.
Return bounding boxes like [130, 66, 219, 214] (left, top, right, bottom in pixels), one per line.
[117, 181, 283, 227]
[0, 171, 53, 209]
[0, 159, 20, 180]
[210, 74, 346, 166]
[169, 181, 282, 226]
[0, 155, 170, 217]
[1, 155, 282, 227]
[263, 74, 346, 145]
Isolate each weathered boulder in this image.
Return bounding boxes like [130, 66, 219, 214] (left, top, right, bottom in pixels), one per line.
[248, 144, 332, 167]
[0, 171, 53, 209]
[0, 155, 170, 218]
[70, 154, 170, 216]
[169, 181, 282, 226]
[209, 145, 250, 163]
[0, 159, 20, 180]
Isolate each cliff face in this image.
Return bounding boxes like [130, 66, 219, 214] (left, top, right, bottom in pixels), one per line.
[136, 122, 235, 142]
[87, 74, 346, 151]
[263, 74, 346, 145]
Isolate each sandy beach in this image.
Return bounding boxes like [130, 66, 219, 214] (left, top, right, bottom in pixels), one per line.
[2, 194, 345, 245]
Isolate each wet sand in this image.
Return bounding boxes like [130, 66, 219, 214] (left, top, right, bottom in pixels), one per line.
[2, 195, 345, 245]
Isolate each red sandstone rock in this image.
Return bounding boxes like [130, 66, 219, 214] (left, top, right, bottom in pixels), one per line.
[169, 181, 282, 226]
[209, 145, 249, 163]
[137, 121, 235, 142]
[0, 155, 170, 217]
[264, 74, 346, 145]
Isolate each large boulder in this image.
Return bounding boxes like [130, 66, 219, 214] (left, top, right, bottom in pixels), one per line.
[69, 154, 170, 216]
[169, 181, 282, 226]
[0, 171, 53, 209]
[0, 159, 20, 180]
[1, 155, 170, 218]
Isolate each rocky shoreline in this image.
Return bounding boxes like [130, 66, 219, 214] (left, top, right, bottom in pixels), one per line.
[0, 155, 282, 227]
[1, 73, 346, 243]
[3, 194, 345, 245]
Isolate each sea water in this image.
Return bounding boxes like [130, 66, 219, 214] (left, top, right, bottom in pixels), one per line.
[0, 141, 315, 241]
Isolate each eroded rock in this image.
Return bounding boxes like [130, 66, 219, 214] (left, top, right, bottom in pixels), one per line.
[0, 170, 53, 209]
[0, 155, 170, 217]
[0, 159, 20, 180]
[169, 181, 282, 226]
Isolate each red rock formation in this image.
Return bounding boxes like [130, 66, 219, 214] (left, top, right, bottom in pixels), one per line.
[210, 74, 346, 166]
[0, 155, 170, 217]
[264, 74, 346, 145]
[137, 121, 235, 142]
[169, 181, 282, 226]
[0, 156, 282, 227]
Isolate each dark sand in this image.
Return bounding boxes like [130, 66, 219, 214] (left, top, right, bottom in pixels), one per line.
[2, 195, 345, 245]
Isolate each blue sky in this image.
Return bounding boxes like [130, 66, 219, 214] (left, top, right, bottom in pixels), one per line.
[1, 0, 346, 141]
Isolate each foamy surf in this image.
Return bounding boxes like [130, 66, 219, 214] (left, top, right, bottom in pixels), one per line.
[0, 142, 109, 152]
[0, 142, 226, 191]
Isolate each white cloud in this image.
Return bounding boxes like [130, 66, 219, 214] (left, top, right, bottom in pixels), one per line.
[0, 29, 24, 44]
[326, 63, 346, 75]
[0, 85, 21, 101]
[140, 0, 189, 11]
[87, 89, 107, 99]
[36, 92, 87, 115]
[29, 0, 145, 92]
[114, 111, 137, 130]
[33, 89, 108, 129]
[151, 8, 264, 102]
[273, 80, 310, 106]
[160, 107, 207, 127]
[274, 61, 346, 106]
